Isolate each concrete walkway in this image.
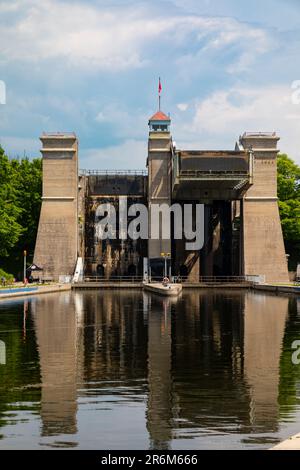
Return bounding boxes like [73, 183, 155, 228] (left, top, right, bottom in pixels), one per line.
[73, 282, 143, 289]
[254, 284, 300, 295]
[73, 282, 251, 289]
[0, 283, 71, 300]
[271, 433, 300, 450]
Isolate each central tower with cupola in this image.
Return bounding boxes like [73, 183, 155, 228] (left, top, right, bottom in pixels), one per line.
[147, 110, 173, 273]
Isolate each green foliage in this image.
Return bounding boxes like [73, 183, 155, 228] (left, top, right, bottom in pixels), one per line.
[278, 199, 300, 243]
[277, 154, 300, 201]
[14, 157, 42, 253]
[0, 147, 23, 257]
[0, 268, 14, 283]
[277, 154, 300, 266]
[0, 145, 42, 276]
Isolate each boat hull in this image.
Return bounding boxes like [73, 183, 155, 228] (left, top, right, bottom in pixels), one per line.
[143, 282, 182, 297]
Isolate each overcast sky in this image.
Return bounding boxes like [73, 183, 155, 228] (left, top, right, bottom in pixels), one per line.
[0, 0, 300, 168]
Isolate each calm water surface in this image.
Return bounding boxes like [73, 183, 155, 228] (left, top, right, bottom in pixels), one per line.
[0, 289, 300, 449]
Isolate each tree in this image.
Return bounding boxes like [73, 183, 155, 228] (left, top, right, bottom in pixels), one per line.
[14, 157, 42, 254]
[0, 146, 42, 275]
[277, 154, 300, 267]
[0, 147, 23, 257]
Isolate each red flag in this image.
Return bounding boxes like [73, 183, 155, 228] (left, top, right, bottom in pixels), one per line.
[158, 77, 162, 95]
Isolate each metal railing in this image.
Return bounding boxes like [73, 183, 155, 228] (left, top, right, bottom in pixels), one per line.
[197, 276, 248, 283]
[80, 275, 251, 284]
[79, 169, 148, 176]
[171, 276, 249, 284]
[83, 275, 143, 283]
[179, 170, 249, 177]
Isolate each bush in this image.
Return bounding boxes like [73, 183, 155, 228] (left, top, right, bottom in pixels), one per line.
[0, 268, 14, 284]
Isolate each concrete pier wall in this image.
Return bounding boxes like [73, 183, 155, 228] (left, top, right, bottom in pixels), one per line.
[240, 133, 289, 283]
[33, 134, 78, 280]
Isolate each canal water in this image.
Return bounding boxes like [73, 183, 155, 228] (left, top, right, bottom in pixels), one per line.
[0, 290, 299, 449]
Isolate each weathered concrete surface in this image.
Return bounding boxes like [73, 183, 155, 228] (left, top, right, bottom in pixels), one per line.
[88, 174, 146, 196]
[173, 233, 200, 283]
[243, 199, 289, 283]
[0, 284, 71, 300]
[271, 433, 300, 450]
[148, 130, 172, 261]
[33, 133, 78, 280]
[240, 133, 289, 283]
[85, 195, 147, 278]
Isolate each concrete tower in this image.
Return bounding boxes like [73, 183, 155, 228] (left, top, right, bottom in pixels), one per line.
[33, 133, 78, 280]
[240, 133, 289, 283]
[147, 111, 172, 273]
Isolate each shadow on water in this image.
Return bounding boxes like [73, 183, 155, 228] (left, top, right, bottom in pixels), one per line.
[0, 289, 299, 449]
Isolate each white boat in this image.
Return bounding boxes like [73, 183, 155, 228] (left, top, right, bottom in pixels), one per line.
[143, 282, 182, 297]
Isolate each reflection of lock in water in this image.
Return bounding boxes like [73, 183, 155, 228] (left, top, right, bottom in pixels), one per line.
[0, 80, 6, 104]
[0, 340, 6, 365]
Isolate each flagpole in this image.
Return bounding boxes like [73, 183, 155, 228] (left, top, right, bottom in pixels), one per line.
[158, 77, 161, 111]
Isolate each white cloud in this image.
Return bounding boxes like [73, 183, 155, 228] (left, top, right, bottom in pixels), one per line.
[0, 1, 22, 13]
[174, 84, 300, 162]
[0, 0, 271, 71]
[1, 0, 298, 168]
